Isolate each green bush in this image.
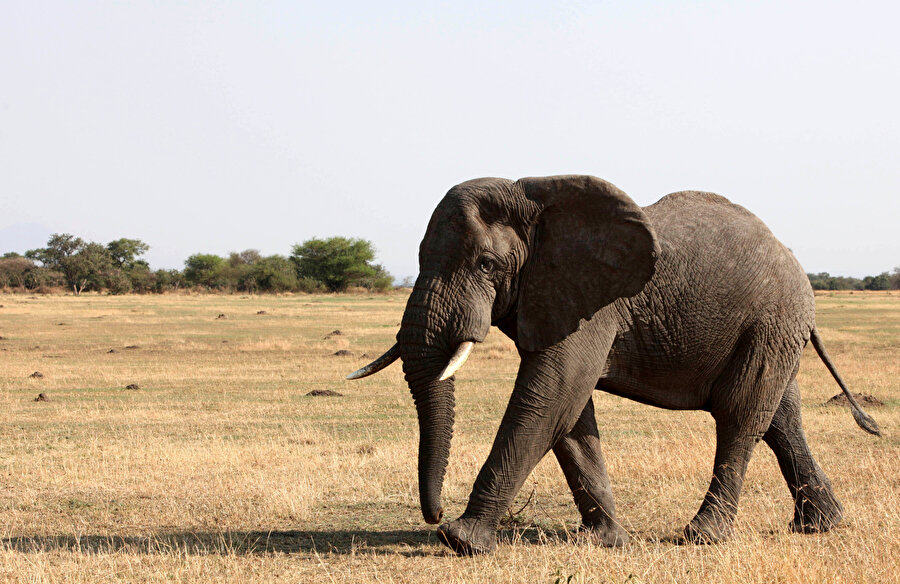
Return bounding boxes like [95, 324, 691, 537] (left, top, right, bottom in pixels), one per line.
[863, 273, 892, 291]
[251, 255, 299, 292]
[0, 256, 33, 289]
[296, 276, 327, 293]
[290, 237, 392, 292]
[184, 254, 226, 288]
[153, 269, 184, 293]
[106, 269, 133, 295]
[127, 264, 157, 293]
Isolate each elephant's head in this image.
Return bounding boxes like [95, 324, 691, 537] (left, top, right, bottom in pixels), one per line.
[348, 175, 659, 524]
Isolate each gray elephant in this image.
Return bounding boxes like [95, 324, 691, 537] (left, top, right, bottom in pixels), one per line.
[348, 175, 879, 556]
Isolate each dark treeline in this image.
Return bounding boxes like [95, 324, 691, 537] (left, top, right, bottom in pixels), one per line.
[807, 270, 900, 291]
[0, 234, 393, 295]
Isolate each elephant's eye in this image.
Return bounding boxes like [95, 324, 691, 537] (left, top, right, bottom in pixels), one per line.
[478, 257, 496, 274]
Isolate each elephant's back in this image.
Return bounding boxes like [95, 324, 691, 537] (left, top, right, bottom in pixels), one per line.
[642, 189, 813, 315]
[647, 190, 744, 212]
[643, 190, 761, 238]
[643, 191, 809, 296]
[605, 190, 816, 405]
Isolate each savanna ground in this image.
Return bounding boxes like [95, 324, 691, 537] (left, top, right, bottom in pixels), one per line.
[0, 290, 897, 583]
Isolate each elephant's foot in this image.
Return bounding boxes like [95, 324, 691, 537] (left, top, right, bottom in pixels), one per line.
[682, 512, 733, 545]
[790, 485, 843, 533]
[576, 522, 629, 547]
[437, 517, 497, 556]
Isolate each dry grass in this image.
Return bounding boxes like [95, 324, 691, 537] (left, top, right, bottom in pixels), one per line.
[0, 291, 897, 583]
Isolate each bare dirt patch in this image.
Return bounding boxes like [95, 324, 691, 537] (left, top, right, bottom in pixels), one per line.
[305, 389, 343, 397]
[825, 392, 885, 407]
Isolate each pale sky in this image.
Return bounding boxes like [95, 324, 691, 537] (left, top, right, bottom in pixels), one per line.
[1, 1, 898, 280]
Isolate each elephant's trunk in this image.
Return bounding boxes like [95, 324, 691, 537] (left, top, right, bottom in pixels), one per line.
[408, 372, 455, 524]
[398, 279, 458, 524]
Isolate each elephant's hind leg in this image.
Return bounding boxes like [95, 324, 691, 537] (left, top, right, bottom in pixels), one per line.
[553, 397, 628, 547]
[684, 326, 792, 544]
[763, 377, 843, 533]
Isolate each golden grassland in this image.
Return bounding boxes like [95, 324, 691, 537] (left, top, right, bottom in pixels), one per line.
[0, 290, 897, 583]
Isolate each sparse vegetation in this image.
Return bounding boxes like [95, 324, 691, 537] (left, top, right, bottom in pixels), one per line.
[4, 234, 395, 294]
[21, 234, 153, 295]
[0, 290, 896, 582]
[807, 268, 900, 291]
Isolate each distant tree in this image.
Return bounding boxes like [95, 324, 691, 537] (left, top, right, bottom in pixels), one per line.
[26, 267, 66, 290]
[122, 262, 155, 293]
[290, 237, 392, 292]
[359, 263, 394, 292]
[807, 272, 864, 291]
[0, 256, 34, 288]
[251, 254, 298, 292]
[223, 249, 261, 291]
[863, 272, 892, 291]
[68, 242, 115, 294]
[2, 250, 64, 290]
[891, 267, 900, 290]
[26, 234, 116, 294]
[107, 238, 150, 269]
[184, 254, 225, 288]
[105, 238, 154, 293]
[154, 269, 184, 292]
[105, 268, 133, 295]
[296, 276, 327, 293]
[229, 249, 262, 266]
[26, 233, 84, 269]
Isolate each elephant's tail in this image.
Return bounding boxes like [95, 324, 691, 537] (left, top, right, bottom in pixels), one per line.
[810, 327, 881, 436]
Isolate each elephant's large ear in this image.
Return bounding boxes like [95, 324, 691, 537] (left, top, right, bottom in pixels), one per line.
[516, 175, 660, 352]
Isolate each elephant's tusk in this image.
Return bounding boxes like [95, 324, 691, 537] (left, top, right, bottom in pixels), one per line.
[438, 341, 475, 381]
[346, 343, 400, 380]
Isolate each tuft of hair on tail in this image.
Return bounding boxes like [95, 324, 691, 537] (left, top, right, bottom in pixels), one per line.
[851, 407, 881, 436]
[810, 328, 881, 437]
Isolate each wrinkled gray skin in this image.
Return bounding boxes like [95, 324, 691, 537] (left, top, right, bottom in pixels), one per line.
[389, 175, 875, 555]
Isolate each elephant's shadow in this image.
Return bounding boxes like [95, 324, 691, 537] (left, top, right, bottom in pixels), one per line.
[1, 526, 571, 557]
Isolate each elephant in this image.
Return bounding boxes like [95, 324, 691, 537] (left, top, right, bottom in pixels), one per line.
[347, 175, 879, 556]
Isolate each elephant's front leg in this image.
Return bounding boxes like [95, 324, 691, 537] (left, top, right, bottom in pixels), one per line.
[553, 397, 628, 547]
[437, 327, 616, 556]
